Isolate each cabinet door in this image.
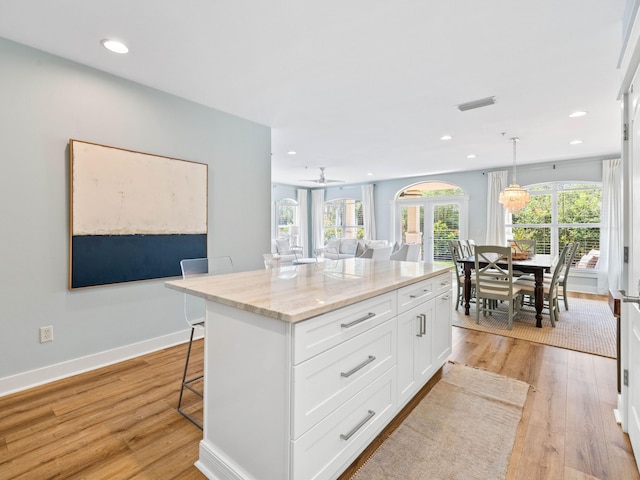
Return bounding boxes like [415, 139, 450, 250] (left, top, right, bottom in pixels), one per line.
[433, 290, 453, 368]
[396, 301, 434, 407]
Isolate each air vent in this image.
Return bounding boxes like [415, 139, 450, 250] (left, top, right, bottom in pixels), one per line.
[455, 96, 496, 112]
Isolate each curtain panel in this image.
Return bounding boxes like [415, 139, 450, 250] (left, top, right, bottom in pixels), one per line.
[486, 170, 508, 245]
[599, 158, 623, 293]
[362, 184, 377, 241]
[311, 189, 325, 254]
[296, 188, 309, 257]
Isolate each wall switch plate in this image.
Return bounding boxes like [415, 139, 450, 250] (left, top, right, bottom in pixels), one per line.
[39, 326, 53, 343]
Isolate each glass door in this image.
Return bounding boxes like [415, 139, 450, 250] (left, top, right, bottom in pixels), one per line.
[432, 202, 460, 263]
[397, 200, 461, 263]
[399, 204, 425, 259]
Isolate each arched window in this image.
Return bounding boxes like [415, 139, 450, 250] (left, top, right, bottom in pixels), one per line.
[394, 181, 467, 262]
[323, 198, 364, 243]
[506, 181, 602, 269]
[398, 182, 463, 198]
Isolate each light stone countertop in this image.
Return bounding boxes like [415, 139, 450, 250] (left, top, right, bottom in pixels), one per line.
[165, 258, 452, 323]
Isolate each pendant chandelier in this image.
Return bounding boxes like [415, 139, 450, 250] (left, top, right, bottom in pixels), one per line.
[499, 137, 530, 213]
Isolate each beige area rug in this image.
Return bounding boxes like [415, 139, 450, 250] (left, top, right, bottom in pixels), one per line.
[452, 296, 616, 358]
[352, 363, 529, 480]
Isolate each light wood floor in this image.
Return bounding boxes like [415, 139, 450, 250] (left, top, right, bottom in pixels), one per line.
[1, 317, 638, 479]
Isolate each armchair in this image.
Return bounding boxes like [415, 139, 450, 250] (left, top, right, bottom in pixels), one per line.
[271, 238, 300, 264]
[389, 243, 421, 261]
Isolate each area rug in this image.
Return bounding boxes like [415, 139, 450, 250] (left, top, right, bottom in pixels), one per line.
[452, 297, 616, 358]
[352, 363, 529, 480]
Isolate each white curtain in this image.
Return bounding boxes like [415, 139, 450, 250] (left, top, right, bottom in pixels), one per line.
[485, 170, 508, 245]
[311, 189, 325, 254]
[599, 158, 623, 293]
[362, 184, 376, 241]
[296, 189, 309, 257]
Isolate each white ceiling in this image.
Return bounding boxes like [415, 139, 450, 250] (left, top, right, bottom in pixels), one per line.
[0, 0, 625, 186]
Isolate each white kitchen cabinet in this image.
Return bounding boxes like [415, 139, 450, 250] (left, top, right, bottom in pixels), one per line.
[165, 260, 452, 480]
[396, 272, 451, 408]
[433, 289, 453, 367]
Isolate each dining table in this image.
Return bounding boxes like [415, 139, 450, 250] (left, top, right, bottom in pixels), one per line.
[458, 253, 553, 328]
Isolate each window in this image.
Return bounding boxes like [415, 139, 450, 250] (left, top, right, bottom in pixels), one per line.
[323, 199, 364, 243]
[275, 198, 298, 238]
[507, 182, 602, 269]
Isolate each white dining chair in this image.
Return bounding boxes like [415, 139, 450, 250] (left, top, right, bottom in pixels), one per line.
[474, 245, 523, 330]
[515, 244, 570, 327]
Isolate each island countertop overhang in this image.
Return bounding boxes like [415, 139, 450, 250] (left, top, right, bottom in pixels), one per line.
[165, 258, 452, 323]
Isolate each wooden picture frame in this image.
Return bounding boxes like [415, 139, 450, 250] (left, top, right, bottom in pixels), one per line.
[69, 140, 208, 289]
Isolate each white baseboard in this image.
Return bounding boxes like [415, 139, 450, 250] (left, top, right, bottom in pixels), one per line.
[0, 329, 204, 398]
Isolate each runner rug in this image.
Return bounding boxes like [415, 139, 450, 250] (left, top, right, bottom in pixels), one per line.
[352, 363, 529, 480]
[452, 296, 616, 358]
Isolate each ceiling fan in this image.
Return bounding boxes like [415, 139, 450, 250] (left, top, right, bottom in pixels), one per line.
[301, 167, 344, 185]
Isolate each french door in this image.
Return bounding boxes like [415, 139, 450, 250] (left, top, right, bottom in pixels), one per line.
[625, 75, 640, 469]
[395, 198, 467, 263]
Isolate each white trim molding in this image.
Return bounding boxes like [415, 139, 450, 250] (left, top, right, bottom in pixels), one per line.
[0, 329, 198, 397]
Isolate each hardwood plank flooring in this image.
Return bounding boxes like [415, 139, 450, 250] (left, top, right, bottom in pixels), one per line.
[1, 318, 638, 479]
[449, 327, 640, 480]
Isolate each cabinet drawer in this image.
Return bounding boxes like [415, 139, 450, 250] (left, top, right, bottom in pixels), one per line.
[291, 368, 396, 480]
[293, 292, 396, 364]
[292, 319, 396, 439]
[397, 278, 436, 313]
[434, 271, 453, 296]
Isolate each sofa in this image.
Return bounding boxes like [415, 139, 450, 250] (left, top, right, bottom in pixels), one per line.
[322, 239, 395, 260]
[322, 238, 359, 260]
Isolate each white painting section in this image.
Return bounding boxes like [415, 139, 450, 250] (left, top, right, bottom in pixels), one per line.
[72, 141, 207, 235]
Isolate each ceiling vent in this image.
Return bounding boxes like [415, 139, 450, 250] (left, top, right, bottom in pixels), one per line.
[455, 96, 496, 112]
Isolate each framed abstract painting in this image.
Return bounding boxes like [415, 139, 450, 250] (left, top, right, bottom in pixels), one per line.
[69, 140, 208, 289]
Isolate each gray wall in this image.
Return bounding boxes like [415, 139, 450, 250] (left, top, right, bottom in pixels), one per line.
[0, 38, 271, 387]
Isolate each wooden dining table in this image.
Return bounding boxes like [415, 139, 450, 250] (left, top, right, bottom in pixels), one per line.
[458, 254, 553, 328]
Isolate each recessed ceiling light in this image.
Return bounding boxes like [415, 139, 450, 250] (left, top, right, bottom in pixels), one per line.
[466, 154, 476, 159]
[287, 151, 296, 155]
[101, 39, 129, 54]
[440, 135, 452, 141]
[569, 111, 588, 118]
[569, 139, 583, 145]
[367, 172, 373, 176]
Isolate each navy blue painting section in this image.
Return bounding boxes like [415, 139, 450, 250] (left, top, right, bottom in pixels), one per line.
[71, 234, 207, 288]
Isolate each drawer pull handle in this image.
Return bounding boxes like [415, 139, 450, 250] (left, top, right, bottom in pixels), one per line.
[416, 315, 423, 337]
[441, 295, 451, 301]
[340, 410, 376, 440]
[341, 312, 376, 329]
[409, 289, 430, 299]
[440, 280, 450, 286]
[341, 355, 376, 377]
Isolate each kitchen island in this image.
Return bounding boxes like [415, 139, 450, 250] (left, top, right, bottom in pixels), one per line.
[166, 258, 452, 480]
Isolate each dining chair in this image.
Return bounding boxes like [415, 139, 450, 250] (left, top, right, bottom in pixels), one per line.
[465, 239, 476, 256]
[474, 245, 523, 330]
[556, 241, 580, 310]
[457, 240, 471, 258]
[178, 256, 234, 429]
[448, 240, 475, 311]
[514, 244, 570, 327]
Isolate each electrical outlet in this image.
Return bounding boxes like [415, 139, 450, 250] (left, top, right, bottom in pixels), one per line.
[39, 326, 53, 343]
